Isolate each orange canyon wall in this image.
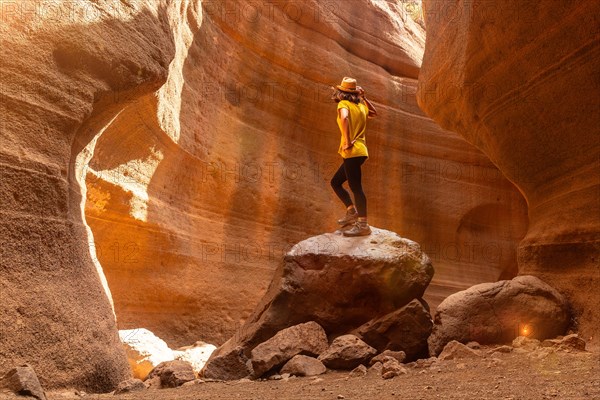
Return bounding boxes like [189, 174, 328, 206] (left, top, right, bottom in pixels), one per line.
[418, 0, 600, 345]
[0, 0, 203, 390]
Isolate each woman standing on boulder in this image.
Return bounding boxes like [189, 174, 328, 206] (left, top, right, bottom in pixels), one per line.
[330, 77, 378, 237]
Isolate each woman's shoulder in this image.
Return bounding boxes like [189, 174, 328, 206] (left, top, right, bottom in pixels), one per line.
[337, 99, 359, 109]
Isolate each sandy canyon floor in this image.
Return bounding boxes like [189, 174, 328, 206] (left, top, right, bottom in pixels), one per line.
[32, 346, 600, 400]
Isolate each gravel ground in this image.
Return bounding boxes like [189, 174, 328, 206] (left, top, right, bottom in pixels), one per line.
[35, 346, 600, 400]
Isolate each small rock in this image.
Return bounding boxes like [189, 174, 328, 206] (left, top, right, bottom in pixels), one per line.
[251, 321, 328, 378]
[512, 336, 540, 351]
[466, 341, 481, 349]
[318, 335, 377, 370]
[337, 395, 345, 399]
[412, 357, 438, 368]
[201, 345, 251, 381]
[280, 355, 326, 377]
[143, 375, 161, 389]
[369, 350, 406, 365]
[381, 358, 407, 379]
[367, 362, 383, 377]
[0, 364, 47, 400]
[181, 379, 204, 387]
[489, 345, 513, 354]
[542, 334, 586, 351]
[114, 378, 145, 394]
[268, 374, 282, 380]
[489, 358, 505, 366]
[281, 373, 291, 379]
[438, 341, 482, 361]
[146, 360, 195, 388]
[456, 363, 466, 370]
[347, 364, 367, 378]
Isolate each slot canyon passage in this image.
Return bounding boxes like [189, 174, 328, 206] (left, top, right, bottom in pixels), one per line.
[0, 0, 598, 399]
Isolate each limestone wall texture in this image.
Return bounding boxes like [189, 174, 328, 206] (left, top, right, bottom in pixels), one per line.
[1, 0, 529, 390]
[418, 0, 600, 345]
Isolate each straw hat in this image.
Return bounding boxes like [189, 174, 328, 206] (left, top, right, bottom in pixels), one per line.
[336, 77, 360, 93]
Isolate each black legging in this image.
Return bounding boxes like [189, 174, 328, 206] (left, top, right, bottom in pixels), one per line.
[330, 156, 368, 217]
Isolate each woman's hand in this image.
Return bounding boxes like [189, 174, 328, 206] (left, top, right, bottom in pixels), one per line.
[357, 86, 365, 97]
[343, 140, 357, 150]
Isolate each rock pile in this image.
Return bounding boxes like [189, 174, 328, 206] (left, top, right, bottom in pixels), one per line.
[202, 228, 435, 380]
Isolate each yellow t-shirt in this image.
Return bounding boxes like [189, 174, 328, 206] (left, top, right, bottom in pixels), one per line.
[337, 100, 369, 159]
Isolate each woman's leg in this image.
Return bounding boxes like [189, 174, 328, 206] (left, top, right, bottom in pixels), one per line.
[330, 161, 354, 208]
[343, 156, 367, 217]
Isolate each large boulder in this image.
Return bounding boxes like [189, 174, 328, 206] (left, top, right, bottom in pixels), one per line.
[352, 299, 432, 360]
[203, 228, 433, 379]
[418, 0, 600, 345]
[250, 322, 328, 378]
[428, 276, 570, 355]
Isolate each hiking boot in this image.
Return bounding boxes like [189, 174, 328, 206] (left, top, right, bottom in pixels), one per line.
[337, 208, 358, 226]
[343, 220, 372, 237]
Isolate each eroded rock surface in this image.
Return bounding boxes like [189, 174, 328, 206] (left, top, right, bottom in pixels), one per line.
[418, 0, 600, 344]
[0, 0, 201, 390]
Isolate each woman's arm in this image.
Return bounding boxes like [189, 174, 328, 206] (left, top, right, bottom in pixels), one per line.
[338, 108, 354, 149]
[363, 97, 378, 118]
[357, 86, 378, 118]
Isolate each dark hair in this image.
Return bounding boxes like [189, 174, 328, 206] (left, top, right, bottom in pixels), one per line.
[332, 89, 360, 104]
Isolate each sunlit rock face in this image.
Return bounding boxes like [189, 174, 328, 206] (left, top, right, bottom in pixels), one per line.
[0, 0, 204, 391]
[83, 0, 527, 348]
[418, 0, 600, 345]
